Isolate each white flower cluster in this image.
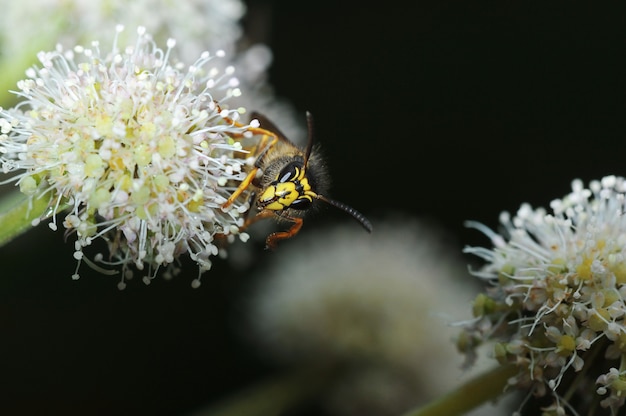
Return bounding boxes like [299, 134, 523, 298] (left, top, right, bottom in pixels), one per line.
[0, 26, 256, 288]
[461, 175, 626, 414]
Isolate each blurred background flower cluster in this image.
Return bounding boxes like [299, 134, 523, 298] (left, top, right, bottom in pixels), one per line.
[1, 1, 626, 415]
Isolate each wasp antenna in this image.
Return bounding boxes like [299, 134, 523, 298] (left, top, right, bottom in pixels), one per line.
[304, 111, 315, 166]
[317, 195, 373, 233]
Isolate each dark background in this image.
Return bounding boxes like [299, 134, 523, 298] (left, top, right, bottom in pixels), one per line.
[2, 1, 626, 415]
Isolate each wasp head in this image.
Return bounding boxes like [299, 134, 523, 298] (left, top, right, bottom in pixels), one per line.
[252, 111, 372, 234]
[257, 160, 317, 211]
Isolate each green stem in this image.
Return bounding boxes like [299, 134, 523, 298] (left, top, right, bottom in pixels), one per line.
[399, 364, 517, 416]
[190, 365, 335, 416]
[0, 191, 52, 247]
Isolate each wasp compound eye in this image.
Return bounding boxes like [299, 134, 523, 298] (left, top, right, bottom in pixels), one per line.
[290, 197, 312, 211]
[276, 162, 303, 184]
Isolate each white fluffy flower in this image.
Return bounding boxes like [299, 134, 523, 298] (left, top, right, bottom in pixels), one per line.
[0, 26, 257, 288]
[461, 175, 626, 415]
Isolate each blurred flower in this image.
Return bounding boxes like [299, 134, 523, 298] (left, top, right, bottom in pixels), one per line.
[246, 217, 499, 415]
[1, 0, 245, 64]
[460, 175, 626, 415]
[0, 26, 257, 288]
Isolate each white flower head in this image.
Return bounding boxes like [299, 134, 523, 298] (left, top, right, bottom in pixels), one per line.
[0, 26, 256, 288]
[461, 175, 626, 414]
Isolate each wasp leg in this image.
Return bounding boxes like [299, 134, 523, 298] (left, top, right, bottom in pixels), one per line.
[233, 208, 272, 233]
[245, 128, 278, 161]
[217, 107, 280, 209]
[222, 166, 259, 209]
[217, 105, 279, 160]
[218, 107, 280, 157]
[214, 193, 259, 248]
[232, 209, 302, 250]
[222, 131, 277, 209]
[265, 215, 303, 251]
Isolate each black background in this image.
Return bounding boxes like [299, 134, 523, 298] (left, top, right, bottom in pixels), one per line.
[2, 1, 626, 415]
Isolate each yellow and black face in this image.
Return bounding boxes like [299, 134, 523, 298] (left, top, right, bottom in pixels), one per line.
[257, 160, 315, 211]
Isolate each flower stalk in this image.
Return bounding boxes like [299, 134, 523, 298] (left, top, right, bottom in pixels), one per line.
[399, 364, 517, 416]
[192, 365, 337, 416]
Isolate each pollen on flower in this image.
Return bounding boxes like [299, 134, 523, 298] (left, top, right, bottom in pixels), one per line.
[460, 175, 626, 415]
[0, 26, 258, 288]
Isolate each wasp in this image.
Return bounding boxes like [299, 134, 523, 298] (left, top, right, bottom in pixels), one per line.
[222, 111, 372, 249]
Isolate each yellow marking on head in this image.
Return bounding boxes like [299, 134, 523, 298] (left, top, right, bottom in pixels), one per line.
[258, 163, 319, 211]
[260, 182, 297, 210]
